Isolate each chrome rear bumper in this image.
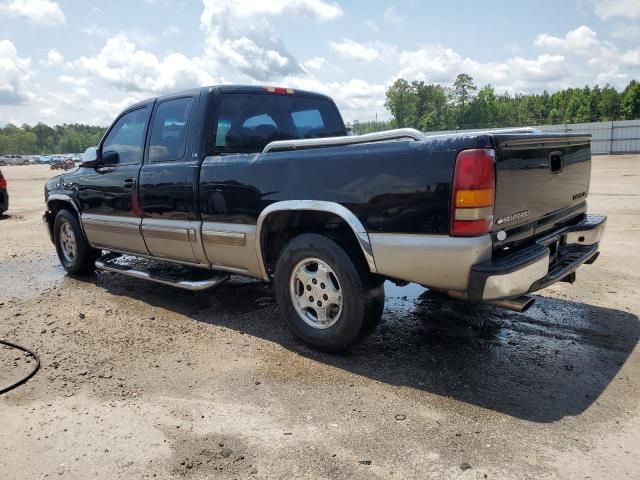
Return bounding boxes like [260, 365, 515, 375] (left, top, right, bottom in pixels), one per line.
[468, 214, 606, 302]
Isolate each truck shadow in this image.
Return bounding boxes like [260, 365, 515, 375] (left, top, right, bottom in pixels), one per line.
[91, 271, 639, 423]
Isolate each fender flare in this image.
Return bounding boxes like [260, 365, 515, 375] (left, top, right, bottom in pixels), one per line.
[47, 193, 81, 216]
[255, 200, 377, 281]
[46, 194, 88, 238]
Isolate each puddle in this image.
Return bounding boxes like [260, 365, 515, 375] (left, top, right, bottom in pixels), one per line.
[0, 256, 68, 300]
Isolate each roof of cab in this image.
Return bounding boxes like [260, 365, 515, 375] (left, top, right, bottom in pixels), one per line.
[130, 85, 333, 108]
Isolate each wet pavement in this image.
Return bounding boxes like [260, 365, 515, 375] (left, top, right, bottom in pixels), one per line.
[89, 267, 640, 424]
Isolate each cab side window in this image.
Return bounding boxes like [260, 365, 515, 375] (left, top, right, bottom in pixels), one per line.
[102, 107, 149, 165]
[149, 98, 194, 162]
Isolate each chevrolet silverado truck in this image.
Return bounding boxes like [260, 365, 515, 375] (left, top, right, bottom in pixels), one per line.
[43, 85, 606, 352]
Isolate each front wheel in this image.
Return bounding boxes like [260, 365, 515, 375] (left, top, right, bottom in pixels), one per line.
[274, 234, 385, 353]
[53, 209, 100, 274]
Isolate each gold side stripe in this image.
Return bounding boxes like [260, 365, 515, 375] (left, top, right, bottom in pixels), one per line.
[203, 230, 246, 247]
[84, 222, 140, 236]
[141, 227, 189, 242]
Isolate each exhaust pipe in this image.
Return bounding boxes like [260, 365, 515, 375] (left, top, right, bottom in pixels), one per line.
[485, 295, 535, 313]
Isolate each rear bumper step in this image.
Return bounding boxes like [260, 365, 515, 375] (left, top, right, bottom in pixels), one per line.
[95, 253, 230, 291]
[468, 214, 606, 302]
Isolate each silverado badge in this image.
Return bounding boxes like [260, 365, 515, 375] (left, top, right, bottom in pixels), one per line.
[496, 210, 529, 225]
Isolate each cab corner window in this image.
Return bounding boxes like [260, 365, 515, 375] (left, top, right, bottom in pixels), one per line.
[149, 97, 194, 162]
[101, 107, 149, 165]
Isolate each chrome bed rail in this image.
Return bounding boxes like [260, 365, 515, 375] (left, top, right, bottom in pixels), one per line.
[263, 128, 428, 153]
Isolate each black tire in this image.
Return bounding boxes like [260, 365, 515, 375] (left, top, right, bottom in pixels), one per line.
[53, 209, 100, 274]
[274, 233, 385, 353]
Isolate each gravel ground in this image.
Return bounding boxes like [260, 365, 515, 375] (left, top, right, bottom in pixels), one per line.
[0, 159, 639, 479]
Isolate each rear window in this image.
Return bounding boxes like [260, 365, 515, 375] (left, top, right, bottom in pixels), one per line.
[213, 93, 345, 154]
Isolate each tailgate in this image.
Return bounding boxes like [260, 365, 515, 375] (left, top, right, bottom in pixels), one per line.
[491, 133, 591, 246]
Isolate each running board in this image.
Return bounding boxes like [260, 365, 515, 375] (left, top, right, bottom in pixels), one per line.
[95, 253, 230, 291]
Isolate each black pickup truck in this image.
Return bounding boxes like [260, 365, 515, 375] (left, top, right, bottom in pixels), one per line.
[44, 85, 606, 352]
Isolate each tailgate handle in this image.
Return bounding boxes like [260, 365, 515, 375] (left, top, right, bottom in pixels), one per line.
[550, 151, 563, 174]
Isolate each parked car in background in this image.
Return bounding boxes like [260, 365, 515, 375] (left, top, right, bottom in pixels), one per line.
[0, 154, 29, 165]
[0, 168, 8, 214]
[50, 158, 76, 170]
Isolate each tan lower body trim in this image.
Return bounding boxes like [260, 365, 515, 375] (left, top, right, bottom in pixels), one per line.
[82, 214, 148, 254]
[369, 233, 493, 291]
[141, 218, 200, 263]
[202, 222, 261, 277]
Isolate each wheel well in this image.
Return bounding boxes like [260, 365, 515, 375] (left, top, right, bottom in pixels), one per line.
[260, 210, 370, 277]
[46, 200, 79, 239]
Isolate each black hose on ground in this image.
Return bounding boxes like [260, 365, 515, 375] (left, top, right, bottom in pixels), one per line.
[0, 339, 40, 395]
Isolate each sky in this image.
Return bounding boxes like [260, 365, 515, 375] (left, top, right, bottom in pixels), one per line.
[1, 0, 639, 126]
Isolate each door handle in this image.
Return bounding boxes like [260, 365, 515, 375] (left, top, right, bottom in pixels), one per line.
[123, 179, 135, 189]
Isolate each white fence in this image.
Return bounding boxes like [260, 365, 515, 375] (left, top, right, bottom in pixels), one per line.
[424, 119, 640, 155]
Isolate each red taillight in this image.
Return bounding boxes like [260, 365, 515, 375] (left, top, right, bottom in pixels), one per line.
[450, 148, 495, 237]
[263, 86, 295, 95]
[0, 176, 6, 189]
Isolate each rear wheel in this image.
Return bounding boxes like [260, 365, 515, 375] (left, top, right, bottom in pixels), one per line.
[53, 209, 100, 274]
[274, 233, 384, 353]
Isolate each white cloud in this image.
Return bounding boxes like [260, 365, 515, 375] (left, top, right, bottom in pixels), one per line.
[200, 0, 343, 23]
[533, 24, 640, 86]
[383, 6, 403, 24]
[81, 24, 157, 47]
[592, 0, 640, 19]
[396, 45, 570, 93]
[0, 0, 65, 25]
[162, 25, 180, 37]
[365, 19, 379, 33]
[6, 2, 640, 126]
[0, 40, 35, 105]
[302, 56, 326, 71]
[75, 35, 216, 94]
[40, 47, 63, 66]
[611, 23, 640, 40]
[59, 75, 87, 87]
[620, 49, 640, 66]
[504, 43, 523, 54]
[329, 39, 382, 62]
[281, 75, 387, 121]
[535, 25, 599, 54]
[81, 25, 111, 37]
[199, 0, 342, 81]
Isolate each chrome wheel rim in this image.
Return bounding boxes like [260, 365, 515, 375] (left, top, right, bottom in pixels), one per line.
[289, 257, 343, 329]
[59, 221, 77, 263]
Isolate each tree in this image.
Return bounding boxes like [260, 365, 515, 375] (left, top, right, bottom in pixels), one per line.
[0, 124, 105, 155]
[621, 80, 640, 120]
[453, 73, 477, 127]
[598, 85, 620, 120]
[379, 77, 639, 132]
[384, 79, 416, 128]
[411, 81, 449, 130]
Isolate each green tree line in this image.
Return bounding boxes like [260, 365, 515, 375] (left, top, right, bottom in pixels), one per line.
[353, 76, 640, 134]
[0, 123, 106, 155]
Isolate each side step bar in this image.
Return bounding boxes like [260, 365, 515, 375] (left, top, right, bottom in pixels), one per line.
[95, 253, 230, 291]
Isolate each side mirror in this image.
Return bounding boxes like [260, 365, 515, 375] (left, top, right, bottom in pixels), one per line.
[81, 146, 101, 167]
